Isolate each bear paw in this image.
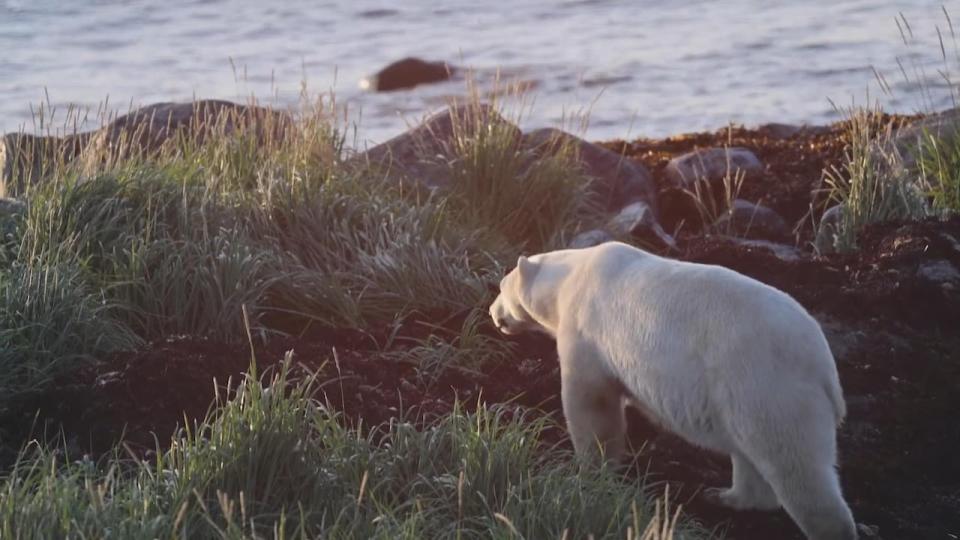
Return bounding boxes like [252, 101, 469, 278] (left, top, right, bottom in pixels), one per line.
[703, 487, 780, 511]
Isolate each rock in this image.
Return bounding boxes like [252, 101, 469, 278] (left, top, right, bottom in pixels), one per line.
[757, 123, 830, 139]
[522, 128, 657, 212]
[1, 132, 89, 197]
[363, 57, 455, 92]
[916, 260, 960, 287]
[720, 237, 804, 262]
[856, 523, 880, 538]
[664, 146, 763, 189]
[568, 229, 613, 249]
[889, 107, 960, 170]
[607, 201, 676, 251]
[86, 100, 292, 160]
[357, 103, 520, 190]
[656, 186, 703, 233]
[712, 199, 790, 240]
[3, 100, 290, 196]
[815, 204, 844, 254]
[0, 197, 25, 241]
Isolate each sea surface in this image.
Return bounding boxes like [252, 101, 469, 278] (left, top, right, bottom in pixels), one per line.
[0, 0, 957, 147]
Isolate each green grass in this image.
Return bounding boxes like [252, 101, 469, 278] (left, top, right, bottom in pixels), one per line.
[0, 356, 703, 540]
[817, 106, 930, 252]
[0, 93, 709, 538]
[915, 123, 960, 212]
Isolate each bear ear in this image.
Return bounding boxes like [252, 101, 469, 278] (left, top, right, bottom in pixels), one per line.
[516, 255, 538, 285]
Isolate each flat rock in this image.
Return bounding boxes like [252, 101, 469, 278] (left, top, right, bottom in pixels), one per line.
[364, 57, 455, 92]
[916, 259, 960, 286]
[712, 199, 790, 240]
[522, 127, 657, 212]
[356, 104, 520, 191]
[721, 237, 804, 262]
[664, 146, 763, 189]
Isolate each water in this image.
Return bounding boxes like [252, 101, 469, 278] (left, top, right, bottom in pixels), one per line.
[0, 0, 956, 147]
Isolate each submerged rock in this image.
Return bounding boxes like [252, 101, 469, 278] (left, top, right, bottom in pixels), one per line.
[522, 128, 657, 212]
[363, 57, 455, 92]
[712, 199, 789, 240]
[664, 146, 763, 189]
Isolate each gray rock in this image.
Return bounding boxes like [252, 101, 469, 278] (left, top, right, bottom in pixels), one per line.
[357, 103, 520, 190]
[607, 201, 676, 251]
[87, 99, 292, 160]
[916, 260, 960, 288]
[364, 57, 455, 92]
[713, 199, 789, 240]
[815, 204, 844, 254]
[522, 128, 657, 212]
[1, 132, 89, 197]
[0, 197, 25, 242]
[664, 146, 763, 189]
[889, 107, 960, 170]
[720, 237, 804, 262]
[568, 229, 613, 249]
[3, 100, 290, 196]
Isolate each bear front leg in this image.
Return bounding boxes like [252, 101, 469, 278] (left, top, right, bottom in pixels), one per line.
[558, 337, 626, 465]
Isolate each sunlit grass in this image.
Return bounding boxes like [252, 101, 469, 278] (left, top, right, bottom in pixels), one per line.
[0, 356, 701, 539]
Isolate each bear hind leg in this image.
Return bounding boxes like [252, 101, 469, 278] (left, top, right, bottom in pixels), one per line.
[742, 421, 856, 540]
[705, 452, 780, 511]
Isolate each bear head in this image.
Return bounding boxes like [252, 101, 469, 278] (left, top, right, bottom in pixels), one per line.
[489, 255, 546, 336]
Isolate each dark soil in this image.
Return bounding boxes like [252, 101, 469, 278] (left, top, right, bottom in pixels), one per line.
[7, 123, 960, 540]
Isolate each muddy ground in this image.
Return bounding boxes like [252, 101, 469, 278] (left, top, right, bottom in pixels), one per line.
[6, 123, 960, 539]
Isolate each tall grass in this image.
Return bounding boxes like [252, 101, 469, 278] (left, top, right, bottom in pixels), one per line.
[915, 122, 960, 212]
[818, 106, 929, 252]
[0, 356, 702, 539]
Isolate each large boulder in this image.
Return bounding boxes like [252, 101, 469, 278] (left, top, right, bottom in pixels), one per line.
[357, 103, 521, 191]
[2, 100, 291, 196]
[712, 199, 790, 240]
[0, 132, 90, 197]
[86, 100, 292, 160]
[363, 57, 455, 92]
[664, 146, 763, 189]
[522, 128, 657, 212]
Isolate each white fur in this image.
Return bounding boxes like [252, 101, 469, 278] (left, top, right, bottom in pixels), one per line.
[490, 242, 856, 540]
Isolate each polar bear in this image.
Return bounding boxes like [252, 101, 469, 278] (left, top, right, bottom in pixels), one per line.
[489, 241, 856, 540]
